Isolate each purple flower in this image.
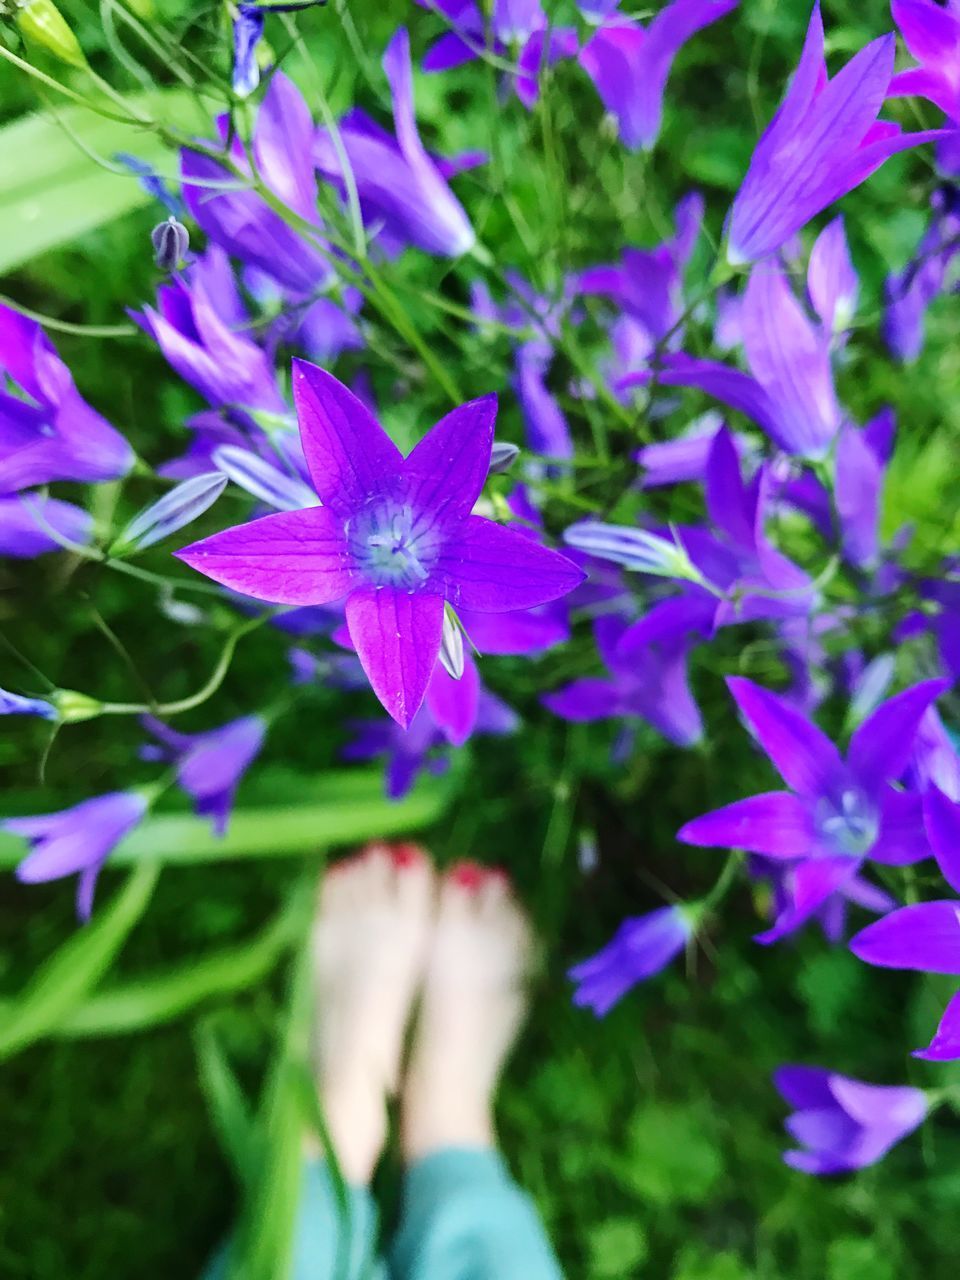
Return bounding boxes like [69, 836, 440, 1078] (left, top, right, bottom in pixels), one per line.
[344, 677, 518, 799]
[177, 362, 584, 727]
[883, 185, 960, 360]
[1, 302, 133, 492]
[727, 3, 943, 264]
[0, 687, 56, 719]
[141, 715, 266, 835]
[655, 259, 841, 458]
[774, 1066, 927, 1175]
[134, 250, 286, 416]
[6, 791, 148, 920]
[313, 29, 482, 257]
[569, 905, 693, 1015]
[182, 73, 333, 295]
[888, 0, 960, 121]
[579, 0, 739, 151]
[544, 615, 703, 747]
[678, 676, 948, 942]
[0, 493, 91, 558]
[578, 191, 704, 345]
[232, 5, 265, 96]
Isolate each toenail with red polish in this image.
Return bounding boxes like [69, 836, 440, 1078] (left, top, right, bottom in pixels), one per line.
[450, 860, 486, 890]
[390, 842, 424, 868]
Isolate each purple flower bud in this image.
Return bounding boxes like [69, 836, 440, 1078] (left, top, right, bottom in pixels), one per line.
[0, 688, 57, 720]
[569, 905, 694, 1016]
[151, 216, 190, 271]
[232, 6, 266, 97]
[488, 441, 520, 475]
[438, 607, 465, 680]
[111, 472, 227, 556]
[563, 520, 699, 580]
[213, 445, 317, 512]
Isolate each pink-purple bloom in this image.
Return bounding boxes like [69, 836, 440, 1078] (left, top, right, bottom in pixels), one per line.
[774, 1065, 927, 1174]
[6, 791, 148, 920]
[727, 3, 943, 264]
[569, 904, 693, 1015]
[141, 715, 266, 835]
[888, 0, 960, 121]
[177, 361, 584, 727]
[679, 676, 948, 942]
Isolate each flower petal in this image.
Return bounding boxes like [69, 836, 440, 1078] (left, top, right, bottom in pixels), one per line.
[871, 787, 930, 866]
[850, 901, 960, 974]
[425, 649, 480, 747]
[726, 677, 844, 796]
[543, 678, 624, 722]
[176, 507, 356, 605]
[435, 516, 585, 612]
[924, 786, 960, 894]
[755, 856, 859, 944]
[291, 360, 403, 513]
[345, 586, 445, 728]
[403, 394, 497, 526]
[913, 989, 960, 1062]
[848, 678, 949, 787]
[677, 791, 815, 856]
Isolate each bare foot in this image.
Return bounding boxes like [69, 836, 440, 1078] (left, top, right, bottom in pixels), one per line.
[311, 842, 434, 1183]
[402, 861, 533, 1161]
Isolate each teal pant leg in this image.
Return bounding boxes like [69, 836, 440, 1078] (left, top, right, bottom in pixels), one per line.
[202, 1159, 386, 1280]
[390, 1148, 563, 1280]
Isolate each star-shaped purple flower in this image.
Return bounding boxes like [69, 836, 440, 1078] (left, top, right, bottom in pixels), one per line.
[678, 676, 948, 942]
[176, 361, 584, 727]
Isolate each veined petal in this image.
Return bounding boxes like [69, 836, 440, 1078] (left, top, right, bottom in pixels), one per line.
[291, 360, 403, 512]
[435, 516, 585, 612]
[726, 677, 844, 796]
[741, 260, 840, 459]
[808, 215, 858, 331]
[345, 585, 445, 728]
[835, 423, 882, 568]
[678, 791, 814, 856]
[176, 507, 356, 605]
[924, 787, 960, 894]
[403, 395, 497, 525]
[705, 425, 753, 547]
[253, 72, 319, 223]
[850, 901, 960, 973]
[848, 679, 949, 787]
[656, 353, 782, 444]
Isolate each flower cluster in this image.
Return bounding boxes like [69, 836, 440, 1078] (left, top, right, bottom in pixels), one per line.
[4, 0, 960, 1177]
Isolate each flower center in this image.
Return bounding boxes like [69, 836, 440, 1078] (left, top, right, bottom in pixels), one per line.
[815, 787, 878, 858]
[348, 499, 440, 590]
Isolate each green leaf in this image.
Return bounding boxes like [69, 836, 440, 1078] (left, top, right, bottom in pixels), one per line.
[0, 91, 196, 273]
[0, 860, 159, 1061]
[32, 876, 314, 1037]
[615, 1103, 723, 1207]
[195, 1021, 262, 1189]
[0, 768, 452, 868]
[827, 1237, 897, 1280]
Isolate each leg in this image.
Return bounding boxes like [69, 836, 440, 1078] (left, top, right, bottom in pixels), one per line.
[393, 863, 564, 1280]
[203, 842, 432, 1280]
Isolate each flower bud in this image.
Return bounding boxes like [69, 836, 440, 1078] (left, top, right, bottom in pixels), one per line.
[16, 1, 88, 70]
[50, 688, 104, 724]
[110, 472, 227, 556]
[213, 445, 317, 512]
[563, 520, 701, 581]
[439, 606, 465, 680]
[151, 216, 190, 271]
[488, 441, 520, 475]
[1, 687, 57, 720]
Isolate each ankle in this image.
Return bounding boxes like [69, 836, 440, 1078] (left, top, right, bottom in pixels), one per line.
[318, 1078, 388, 1184]
[401, 1074, 495, 1162]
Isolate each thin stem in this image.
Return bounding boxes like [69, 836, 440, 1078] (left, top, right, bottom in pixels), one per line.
[0, 293, 136, 339]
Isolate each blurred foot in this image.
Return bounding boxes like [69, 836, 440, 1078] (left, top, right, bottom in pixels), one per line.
[402, 861, 532, 1161]
[312, 841, 433, 1183]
